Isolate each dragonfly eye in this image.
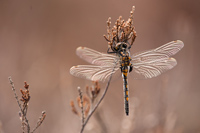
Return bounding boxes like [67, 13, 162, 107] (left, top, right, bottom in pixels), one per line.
[122, 43, 127, 49]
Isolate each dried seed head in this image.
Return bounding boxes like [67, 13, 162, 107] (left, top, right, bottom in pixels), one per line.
[20, 81, 31, 103]
[84, 104, 90, 117]
[94, 81, 100, 95]
[24, 81, 29, 90]
[70, 100, 79, 115]
[83, 95, 90, 106]
[104, 6, 137, 49]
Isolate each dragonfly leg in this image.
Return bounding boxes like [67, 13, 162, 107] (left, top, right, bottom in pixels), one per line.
[129, 64, 133, 72]
[107, 47, 117, 54]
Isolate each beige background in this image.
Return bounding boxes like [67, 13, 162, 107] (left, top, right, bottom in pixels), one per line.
[0, 0, 200, 133]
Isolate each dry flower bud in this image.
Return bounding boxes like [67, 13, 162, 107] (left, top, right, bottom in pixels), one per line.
[84, 104, 90, 117]
[83, 95, 90, 105]
[70, 100, 79, 115]
[24, 81, 29, 89]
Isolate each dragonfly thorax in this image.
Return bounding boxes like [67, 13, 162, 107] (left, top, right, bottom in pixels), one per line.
[119, 50, 133, 73]
[120, 53, 131, 66]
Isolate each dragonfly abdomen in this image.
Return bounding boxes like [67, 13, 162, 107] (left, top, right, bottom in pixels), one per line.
[121, 67, 129, 115]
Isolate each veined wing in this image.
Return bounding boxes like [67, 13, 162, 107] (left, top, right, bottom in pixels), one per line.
[132, 40, 184, 63]
[131, 40, 184, 79]
[70, 65, 120, 82]
[132, 58, 177, 79]
[76, 46, 120, 66]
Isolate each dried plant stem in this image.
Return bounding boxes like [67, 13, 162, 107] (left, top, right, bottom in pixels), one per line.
[78, 87, 85, 126]
[80, 63, 116, 133]
[8, 77, 30, 133]
[31, 111, 46, 133]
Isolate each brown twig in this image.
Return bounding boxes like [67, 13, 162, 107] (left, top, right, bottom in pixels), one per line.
[31, 111, 46, 133]
[77, 87, 85, 127]
[9, 77, 46, 133]
[80, 62, 117, 133]
[8, 77, 30, 133]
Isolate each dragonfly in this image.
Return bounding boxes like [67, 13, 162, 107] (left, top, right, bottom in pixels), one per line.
[70, 40, 184, 115]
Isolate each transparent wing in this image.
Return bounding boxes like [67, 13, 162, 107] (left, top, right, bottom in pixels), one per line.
[131, 40, 184, 79]
[131, 40, 184, 63]
[76, 46, 120, 66]
[70, 65, 120, 82]
[131, 58, 177, 79]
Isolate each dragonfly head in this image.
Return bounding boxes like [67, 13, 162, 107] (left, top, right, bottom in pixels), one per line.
[122, 43, 127, 49]
[115, 42, 128, 51]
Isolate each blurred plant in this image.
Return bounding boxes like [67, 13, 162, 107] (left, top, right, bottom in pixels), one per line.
[8, 77, 46, 133]
[70, 73, 115, 133]
[86, 81, 100, 104]
[70, 87, 91, 122]
[141, 111, 183, 133]
[70, 81, 110, 133]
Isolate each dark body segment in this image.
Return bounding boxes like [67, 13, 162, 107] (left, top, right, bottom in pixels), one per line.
[119, 50, 132, 115]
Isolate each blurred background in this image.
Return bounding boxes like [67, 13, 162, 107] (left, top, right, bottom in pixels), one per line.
[0, 0, 200, 133]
